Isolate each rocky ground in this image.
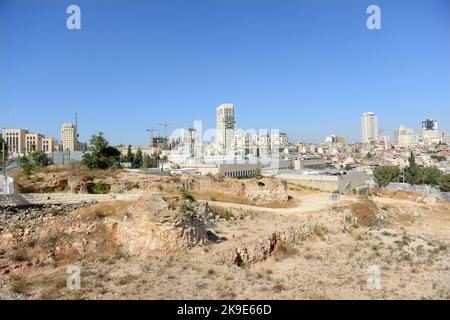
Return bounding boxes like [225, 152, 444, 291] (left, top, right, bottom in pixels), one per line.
[1, 171, 450, 300]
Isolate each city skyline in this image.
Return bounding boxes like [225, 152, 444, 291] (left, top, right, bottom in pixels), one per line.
[1, 0, 449, 145]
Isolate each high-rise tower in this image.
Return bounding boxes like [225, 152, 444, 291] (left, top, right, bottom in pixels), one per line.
[216, 104, 236, 153]
[361, 112, 378, 143]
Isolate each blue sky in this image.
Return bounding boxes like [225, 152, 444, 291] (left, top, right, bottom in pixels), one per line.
[1, 0, 449, 145]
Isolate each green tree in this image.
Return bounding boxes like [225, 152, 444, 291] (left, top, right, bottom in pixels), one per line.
[142, 154, 151, 169]
[132, 148, 143, 169]
[437, 174, 450, 192]
[126, 145, 134, 163]
[30, 150, 51, 166]
[19, 156, 33, 176]
[404, 152, 423, 185]
[373, 166, 400, 186]
[81, 133, 121, 169]
[147, 152, 161, 168]
[420, 167, 442, 186]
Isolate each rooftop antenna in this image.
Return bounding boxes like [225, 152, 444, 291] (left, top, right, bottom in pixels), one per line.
[75, 113, 79, 138]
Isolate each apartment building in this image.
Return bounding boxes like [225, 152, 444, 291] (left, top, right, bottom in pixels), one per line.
[394, 125, 418, 147]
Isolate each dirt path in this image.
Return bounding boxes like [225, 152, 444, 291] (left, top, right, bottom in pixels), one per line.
[199, 191, 357, 216]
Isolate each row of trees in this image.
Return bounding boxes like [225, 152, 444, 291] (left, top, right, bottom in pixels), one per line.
[81, 134, 166, 170]
[374, 152, 450, 192]
[124, 145, 166, 169]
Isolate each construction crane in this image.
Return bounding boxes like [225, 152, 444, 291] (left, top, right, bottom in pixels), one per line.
[159, 123, 169, 138]
[146, 128, 160, 148]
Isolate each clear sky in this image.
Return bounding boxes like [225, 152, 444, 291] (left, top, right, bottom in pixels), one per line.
[1, 0, 449, 145]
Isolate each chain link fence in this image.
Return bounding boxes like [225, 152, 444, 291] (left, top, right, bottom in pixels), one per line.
[382, 182, 450, 202]
[4, 151, 84, 174]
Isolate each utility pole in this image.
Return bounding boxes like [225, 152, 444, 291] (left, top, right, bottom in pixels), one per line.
[2, 138, 6, 182]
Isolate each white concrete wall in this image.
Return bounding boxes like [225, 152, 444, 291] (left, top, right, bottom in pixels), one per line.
[337, 172, 370, 194]
[278, 174, 339, 192]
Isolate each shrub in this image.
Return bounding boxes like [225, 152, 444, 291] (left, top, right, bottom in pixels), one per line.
[11, 278, 30, 294]
[220, 209, 235, 221]
[420, 167, 442, 186]
[10, 249, 29, 262]
[274, 242, 299, 260]
[437, 174, 450, 192]
[180, 187, 196, 203]
[88, 183, 111, 194]
[179, 203, 194, 213]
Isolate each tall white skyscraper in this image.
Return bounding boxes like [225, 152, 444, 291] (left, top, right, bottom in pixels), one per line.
[361, 112, 378, 143]
[61, 123, 78, 151]
[216, 103, 236, 153]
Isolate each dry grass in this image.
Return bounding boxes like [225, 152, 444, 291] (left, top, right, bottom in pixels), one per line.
[397, 214, 419, 224]
[9, 274, 31, 295]
[350, 198, 378, 227]
[273, 242, 299, 261]
[70, 201, 132, 220]
[192, 191, 298, 208]
[10, 248, 30, 262]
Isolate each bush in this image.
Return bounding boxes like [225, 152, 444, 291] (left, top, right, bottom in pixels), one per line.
[88, 183, 111, 194]
[41, 186, 63, 193]
[31, 150, 51, 166]
[179, 203, 194, 213]
[431, 154, 446, 162]
[180, 187, 196, 203]
[10, 249, 29, 262]
[220, 209, 235, 221]
[437, 174, 450, 192]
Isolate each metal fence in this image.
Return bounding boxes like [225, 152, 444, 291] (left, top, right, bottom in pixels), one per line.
[4, 151, 84, 174]
[382, 182, 450, 202]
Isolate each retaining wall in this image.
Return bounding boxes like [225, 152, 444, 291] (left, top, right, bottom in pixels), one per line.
[0, 193, 141, 207]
